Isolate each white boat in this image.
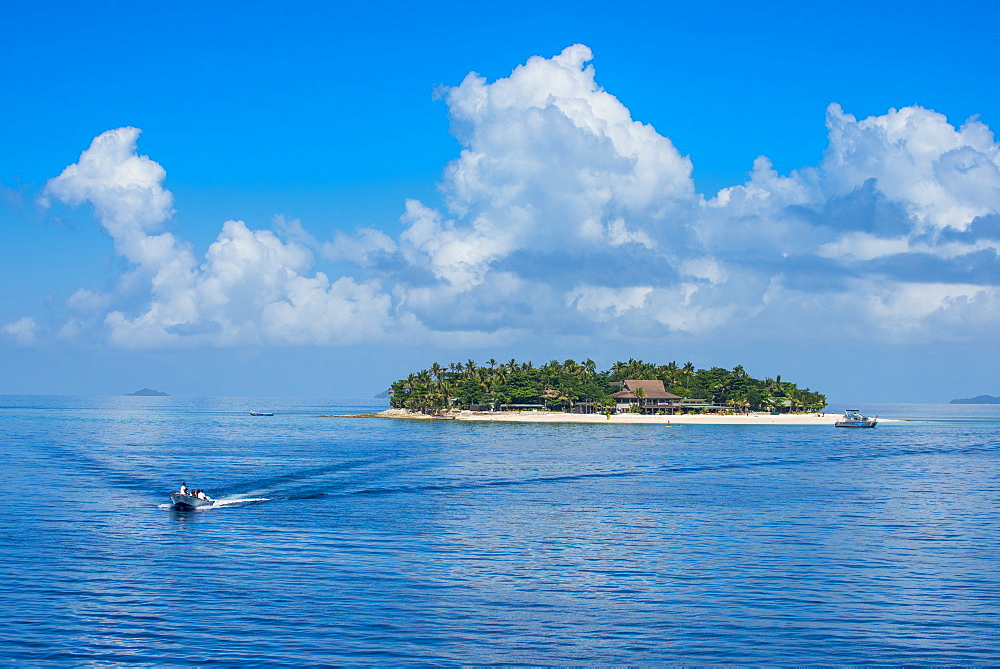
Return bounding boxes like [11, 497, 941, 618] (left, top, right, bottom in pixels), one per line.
[170, 492, 214, 508]
[835, 409, 877, 428]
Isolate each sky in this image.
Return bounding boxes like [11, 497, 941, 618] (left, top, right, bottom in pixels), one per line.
[2, 0, 999, 402]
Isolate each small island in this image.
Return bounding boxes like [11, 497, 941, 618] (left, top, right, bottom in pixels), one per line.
[950, 395, 1000, 404]
[127, 388, 169, 396]
[372, 358, 847, 425]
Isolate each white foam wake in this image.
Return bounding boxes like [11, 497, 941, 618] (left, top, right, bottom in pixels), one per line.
[212, 497, 272, 507]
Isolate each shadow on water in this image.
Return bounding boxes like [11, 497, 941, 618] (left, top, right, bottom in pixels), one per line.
[169, 505, 204, 521]
[161, 456, 419, 511]
[210, 458, 385, 497]
[329, 439, 1000, 499]
[159, 436, 1000, 511]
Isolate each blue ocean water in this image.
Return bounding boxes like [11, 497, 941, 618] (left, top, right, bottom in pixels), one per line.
[2, 396, 998, 664]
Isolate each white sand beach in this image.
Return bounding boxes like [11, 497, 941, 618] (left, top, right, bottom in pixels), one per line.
[371, 408, 901, 425]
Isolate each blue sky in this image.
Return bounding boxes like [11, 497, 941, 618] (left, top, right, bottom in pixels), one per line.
[3, 0, 999, 401]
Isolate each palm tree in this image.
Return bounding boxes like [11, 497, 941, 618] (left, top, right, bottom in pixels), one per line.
[786, 387, 805, 413]
[665, 361, 679, 387]
[710, 376, 732, 405]
[632, 385, 647, 412]
[683, 362, 695, 389]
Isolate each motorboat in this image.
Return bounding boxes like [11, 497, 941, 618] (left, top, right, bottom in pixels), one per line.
[170, 492, 215, 508]
[835, 409, 877, 428]
[250, 412, 274, 416]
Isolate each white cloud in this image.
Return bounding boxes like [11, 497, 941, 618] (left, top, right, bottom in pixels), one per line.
[398, 198, 511, 288]
[822, 104, 1000, 231]
[101, 219, 395, 349]
[855, 281, 1000, 341]
[398, 44, 699, 291]
[817, 233, 912, 261]
[2, 317, 37, 346]
[41, 131, 396, 349]
[567, 285, 652, 321]
[18, 45, 1000, 351]
[323, 227, 397, 265]
[42, 127, 176, 260]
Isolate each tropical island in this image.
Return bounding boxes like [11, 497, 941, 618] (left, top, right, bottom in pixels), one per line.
[127, 388, 169, 396]
[950, 394, 1000, 404]
[376, 358, 844, 425]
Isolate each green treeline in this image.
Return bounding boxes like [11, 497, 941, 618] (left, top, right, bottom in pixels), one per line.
[389, 358, 827, 413]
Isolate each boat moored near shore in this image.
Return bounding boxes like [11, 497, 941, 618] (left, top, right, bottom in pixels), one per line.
[835, 409, 877, 428]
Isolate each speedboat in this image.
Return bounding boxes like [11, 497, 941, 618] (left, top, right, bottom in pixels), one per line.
[835, 409, 877, 428]
[170, 492, 214, 508]
[250, 412, 274, 416]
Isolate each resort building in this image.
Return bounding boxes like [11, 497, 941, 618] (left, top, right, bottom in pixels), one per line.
[612, 380, 682, 414]
[473, 380, 732, 415]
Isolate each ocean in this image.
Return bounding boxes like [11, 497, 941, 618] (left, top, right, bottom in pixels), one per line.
[2, 396, 998, 664]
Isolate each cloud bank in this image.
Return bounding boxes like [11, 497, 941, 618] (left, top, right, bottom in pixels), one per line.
[37, 128, 391, 348]
[8, 45, 1000, 349]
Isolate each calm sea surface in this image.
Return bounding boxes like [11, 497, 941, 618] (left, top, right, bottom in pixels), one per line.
[2, 396, 998, 665]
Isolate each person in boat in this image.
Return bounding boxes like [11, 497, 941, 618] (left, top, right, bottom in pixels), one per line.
[180, 482, 188, 495]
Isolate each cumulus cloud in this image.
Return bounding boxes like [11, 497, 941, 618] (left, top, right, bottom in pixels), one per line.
[1, 317, 38, 346]
[399, 44, 697, 292]
[40, 129, 394, 349]
[822, 104, 1000, 231]
[323, 226, 397, 266]
[42, 127, 176, 261]
[19, 45, 1000, 350]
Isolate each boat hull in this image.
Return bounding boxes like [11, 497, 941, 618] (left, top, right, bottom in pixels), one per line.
[835, 420, 877, 428]
[170, 493, 213, 508]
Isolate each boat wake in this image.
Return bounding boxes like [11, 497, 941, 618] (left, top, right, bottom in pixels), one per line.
[212, 496, 272, 507]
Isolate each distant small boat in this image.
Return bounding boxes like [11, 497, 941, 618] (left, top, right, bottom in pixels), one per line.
[170, 492, 214, 508]
[250, 412, 274, 416]
[835, 409, 877, 428]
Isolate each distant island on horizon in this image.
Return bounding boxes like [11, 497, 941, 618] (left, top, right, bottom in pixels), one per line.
[127, 388, 169, 396]
[950, 395, 1000, 404]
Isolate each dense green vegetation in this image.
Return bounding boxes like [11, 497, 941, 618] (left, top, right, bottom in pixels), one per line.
[389, 358, 826, 413]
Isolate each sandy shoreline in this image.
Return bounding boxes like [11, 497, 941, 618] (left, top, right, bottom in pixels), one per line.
[358, 408, 901, 425]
